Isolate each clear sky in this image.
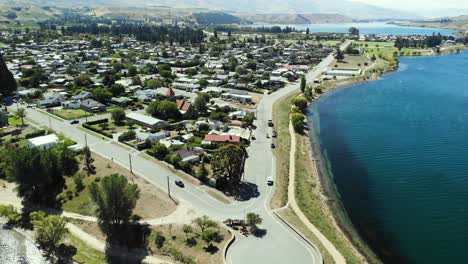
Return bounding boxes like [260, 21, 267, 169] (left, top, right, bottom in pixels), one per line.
[351, 0, 468, 10]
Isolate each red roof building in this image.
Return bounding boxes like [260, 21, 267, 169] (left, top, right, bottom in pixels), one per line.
[176, 99, 194, 117]
[203, 134, 241, 143]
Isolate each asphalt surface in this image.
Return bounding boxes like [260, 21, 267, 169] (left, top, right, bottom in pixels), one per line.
[12, 40, 349, 264]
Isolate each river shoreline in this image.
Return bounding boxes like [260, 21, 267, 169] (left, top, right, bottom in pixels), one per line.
[303, 47, 467, 263]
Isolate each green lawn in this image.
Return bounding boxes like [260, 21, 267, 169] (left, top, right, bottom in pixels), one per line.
[65, 234, 106, 264]
[53, 109, 90, 120]
[8, 117, 23, 127]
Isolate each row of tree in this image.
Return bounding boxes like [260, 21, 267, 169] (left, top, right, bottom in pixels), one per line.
[394, 33, 455, 49]
[64, 23, 204, 45]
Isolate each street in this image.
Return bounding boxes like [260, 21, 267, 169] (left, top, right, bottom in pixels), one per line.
[12, 40, 349, 264]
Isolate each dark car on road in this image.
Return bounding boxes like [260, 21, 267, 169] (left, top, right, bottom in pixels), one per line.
[271, 143, 276, 148]
[70, 120, 79, 125]
[272, 131, 277, 138]
[175, 180, 185, 188]
[268, 120, 274, 127]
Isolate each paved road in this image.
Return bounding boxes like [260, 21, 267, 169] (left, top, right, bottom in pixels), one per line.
[12, 40, 350, 264]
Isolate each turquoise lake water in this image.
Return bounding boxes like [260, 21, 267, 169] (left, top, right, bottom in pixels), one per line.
[246, 23, 455, 36]
[309, 52, 468, 263]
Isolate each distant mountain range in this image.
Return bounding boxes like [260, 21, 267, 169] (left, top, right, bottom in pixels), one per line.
[0, 0, 420, 20]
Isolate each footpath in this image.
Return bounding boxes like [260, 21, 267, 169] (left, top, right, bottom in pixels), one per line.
[286, 122, 346, 264]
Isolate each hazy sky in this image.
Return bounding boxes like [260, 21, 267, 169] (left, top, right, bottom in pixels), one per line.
[351, 0, 468, 10]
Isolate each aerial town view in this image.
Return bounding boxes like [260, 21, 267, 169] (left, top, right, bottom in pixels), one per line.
[0, 0, 467, 264]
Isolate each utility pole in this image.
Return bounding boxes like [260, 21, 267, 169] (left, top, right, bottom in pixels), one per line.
[167, 175, 171, 198]
[84, 133, 88, 147]
[129, 154, 133, 174]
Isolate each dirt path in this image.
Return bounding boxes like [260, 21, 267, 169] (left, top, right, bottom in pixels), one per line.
[287, 122, 347, 264]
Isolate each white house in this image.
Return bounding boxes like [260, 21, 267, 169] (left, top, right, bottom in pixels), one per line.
[27, 134, 59, 150]
[135, 131, 168, 142]
[126, 112, 166, 129]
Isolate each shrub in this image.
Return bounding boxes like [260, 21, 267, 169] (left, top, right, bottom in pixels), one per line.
[25, 130, 46, 139]
[154, 231, 166, 249]
[118, 130, 136, 142]
[291, 113, 305, 132]
[0, 205, 22, 225]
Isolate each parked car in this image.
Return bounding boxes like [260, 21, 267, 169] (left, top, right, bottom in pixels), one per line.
[268, 120, 274, 127]
[175, 180, 185, 188]
[267, 177, 274, 186]
[272, 131, 277, 138]
[266, 133, 269, 138]
[70, 120, 79, 125]
[271, 143, 276, 148]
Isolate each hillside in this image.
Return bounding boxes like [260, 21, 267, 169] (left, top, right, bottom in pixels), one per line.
[240, 14, 353, 24]
[397, 16, 468, 34]
[0, 0, 419, 19]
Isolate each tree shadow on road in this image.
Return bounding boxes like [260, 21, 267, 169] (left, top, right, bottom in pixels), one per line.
[233, 182, 260, 201]
[252, 228, 267, 238]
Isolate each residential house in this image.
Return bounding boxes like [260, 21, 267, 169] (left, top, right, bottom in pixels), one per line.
[176, 99, 194, 118]
[202, 134, 241, 144]
[111, 97, 133, 106]
[71, 91, 92, 100]
[126, 112, 166, 130]
[37, 94, 63, 108]
[135, 130, 168, 143]
[221, 89, 252, 104]
[81, 99, 106, 113]
[62, 100, 81, 109]
[27, 134, 59, 150]
[173, 147, 204, 163]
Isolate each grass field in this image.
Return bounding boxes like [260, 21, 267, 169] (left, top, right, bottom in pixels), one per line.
[8, 116, 23, 126]
[270, 91, 298, 209]
[53, 109, 90, 120]
[294, 132, 369, 264]
[62, 153, 177, 219]
[65, 233, 106, 264]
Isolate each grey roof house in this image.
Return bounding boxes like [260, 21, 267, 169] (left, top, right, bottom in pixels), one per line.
[80, 99, 106, 113]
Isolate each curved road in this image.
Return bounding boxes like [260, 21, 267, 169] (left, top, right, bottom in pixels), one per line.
[13, 41, 349, 264]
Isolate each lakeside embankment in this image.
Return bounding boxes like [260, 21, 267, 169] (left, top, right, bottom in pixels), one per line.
[273, 42, 468, 264]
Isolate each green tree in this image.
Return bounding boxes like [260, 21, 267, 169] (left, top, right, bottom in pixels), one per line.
[0, 53, 17, 96]
[110, 84, 125, 97]
[128, 66, 138, 77]
[197, 158, 208, 181]
[92, 88, 112, 104]
[194, 93, 211, 114]
[242, 112, 255, 127]
[30, 212, 68, 254]
[0, 205, 22, 226]
[246, 212, 262, 231]
[182, 224, 193, 239]
[201, 229, 219, 249]
[146, 100, 181, 120]
[111, 107, 126, 125]
[335, 47, 345, 62]
[75, 74, 93, 87]
[300, 75, 306, 93]
[348, 27, 360, 36]
[193, 215, 218, 233]
[154, 231, 166, 249]
[89, 174, 140, 230]
[7, 148, 64, 206]
[291, 113, 305, 132]
[14, 107, 27, 126]
[292, 96, 308, 113]
[211, 145, 247, 187]
[83, 146, 95, 176]
[148, 142, 169, 160]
